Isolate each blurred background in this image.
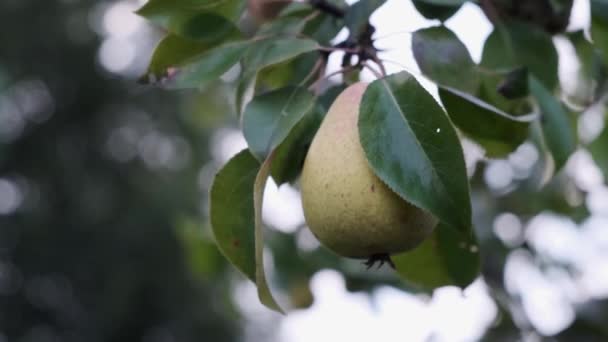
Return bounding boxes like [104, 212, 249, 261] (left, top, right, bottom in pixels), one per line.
[1, 0, 608, 341]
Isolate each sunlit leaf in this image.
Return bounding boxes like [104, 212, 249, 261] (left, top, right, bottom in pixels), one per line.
[254, 153, 284, 313]
[243, 86, 316, 160]
[394, 223, 480, 290]
[210, 150, 259, 282]
[359, 71, 471, 232]
[528, 75, 577, 172]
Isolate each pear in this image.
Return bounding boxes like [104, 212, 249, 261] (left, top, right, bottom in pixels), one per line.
[300, 82, 438, 259]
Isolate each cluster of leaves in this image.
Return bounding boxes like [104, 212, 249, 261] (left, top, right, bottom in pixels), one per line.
[137, 0, 608, 314]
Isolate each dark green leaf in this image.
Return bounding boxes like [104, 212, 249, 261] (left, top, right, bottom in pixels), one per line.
[254, 154, 284, 313]
[344, 0, 386, 39]
[167, 12, 242, 42]
[412, 26, 479, 93]
[170, 41, 252, 89]
[394, 223, 480, 290]
[412, 0, 461, 22]
[137, 0, 244, 28]
[439, 86, 532, 157]
[359, 71, 471, 232]
[589, 110, 608, 179]
[241, 38, 320, 79]
[592, 6, 608, 66]
[477, 70, 533, 115]
[481, 22, 558, 90]
[243, 86, 316, 160]
[210, 149, 260, 282]
[237, 38, 320, 114]
[143, 34, 212, 81]
[271, 104, 325, 184]
[496, 67, 529, 99]
[528, 75, 577, 172]
[257, 16, 309, 36]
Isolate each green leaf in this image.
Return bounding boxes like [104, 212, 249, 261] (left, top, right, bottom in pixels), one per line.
[271, 104, 324, 185]
[137, 0, 244, 28]
[243, 86, 316, 160]
[412, 0, 461, 22]
[528, 75, 577, 172]
[589, 112, 608, 179]
[496, 67, 529, 99]
[254, 153, 284, 313]
[344, 0, 386, 39]
[210, 150, 260, 282]
[143, 34, 212, 81]
[170, 41, 252, 89]
[393, 223, 480, 290]
[167, 12, 242, 42]
[592, 2, 608, 66]
[237, 38, 320, 113]
[439, 86, 532, 157]
[359, 71, 471, 232]
[241, 38, 320, 79]
[567, 30, 607, 106]
[141, 15, 242, 81]
[412, 26, 479, 93]
[481, 22, 558, 90]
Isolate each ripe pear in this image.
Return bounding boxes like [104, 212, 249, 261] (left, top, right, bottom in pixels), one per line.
[247, 0, 290, 23]
[300, 82, 438, 259]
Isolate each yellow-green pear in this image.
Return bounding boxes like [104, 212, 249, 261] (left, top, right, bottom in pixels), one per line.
[300, 82, 438, 259]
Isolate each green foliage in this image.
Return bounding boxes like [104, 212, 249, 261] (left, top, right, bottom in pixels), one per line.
[210, 150, 260, 281]
[137, 0, 608, 323]
[243, 86, 316, 160]
[358, 72, 471, 233]
[412, 26, 479, 93]
[393, 223, 479, 290]
[481, 21, 558, 90]
[412, 1, 461, 22]
[528, 75, 577, 172]
[438, 86, 532, 157]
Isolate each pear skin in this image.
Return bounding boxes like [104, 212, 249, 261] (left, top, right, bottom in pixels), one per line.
[300, 82, 438, 259]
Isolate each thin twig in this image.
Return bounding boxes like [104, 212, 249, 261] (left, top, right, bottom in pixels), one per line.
[318, 46, 361, 54]
[362, 62, 384, 79]
[370, 54, 387, 77]
[372, 29, 415, 42]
